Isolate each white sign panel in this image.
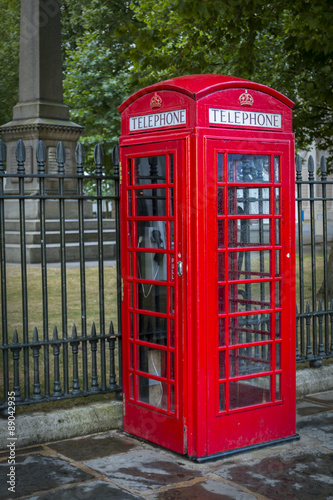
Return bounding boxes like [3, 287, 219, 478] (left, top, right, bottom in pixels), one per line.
[209, 108, 282, 129]
[129, 109, 186, 131]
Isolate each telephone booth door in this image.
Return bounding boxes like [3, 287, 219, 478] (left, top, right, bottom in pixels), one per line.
[204, 139, 295, 457]
[120, 140, 186, 454]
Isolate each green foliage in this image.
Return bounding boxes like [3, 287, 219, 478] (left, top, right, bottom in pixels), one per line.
[0, 0, 332, 162]
[129, 0, 333, 155]
[0, 0, 20, 126]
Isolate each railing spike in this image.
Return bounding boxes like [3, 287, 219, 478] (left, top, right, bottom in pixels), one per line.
[33, 327, 39, 342]
[75, 143, 85, 174]
[112, 144, 119, 167]
[94, 144, 103, 175]
[308, 155, 314, 173]
[109, 321, 115, 336]
[91, 322, 97, 337]
[56, 141, 66, 173]
[320, 155, 327, 176]
[13, 329, 19, 344]
[16, 139, 26, 172]
[72, 323, 78, 339]
[36, 140, 47, 164]
[295, 154, 303, 172]
[53, 325, 58, 340]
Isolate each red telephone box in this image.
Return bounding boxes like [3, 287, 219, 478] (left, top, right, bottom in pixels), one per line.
[118, 75, 297, 460]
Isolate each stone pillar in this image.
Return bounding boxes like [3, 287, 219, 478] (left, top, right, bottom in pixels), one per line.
[0, 0, 84, 197]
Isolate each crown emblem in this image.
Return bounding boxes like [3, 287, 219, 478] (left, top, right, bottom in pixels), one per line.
[150, 93, 162, 109]
[239, 90, 254, 106]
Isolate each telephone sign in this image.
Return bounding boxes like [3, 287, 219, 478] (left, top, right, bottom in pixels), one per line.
[119, 74, 297, 460]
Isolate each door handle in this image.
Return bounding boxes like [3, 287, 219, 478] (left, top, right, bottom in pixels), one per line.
[177, 261, 183, 277]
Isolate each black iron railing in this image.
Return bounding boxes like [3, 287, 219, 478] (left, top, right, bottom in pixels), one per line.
[296, 154, 333, 365]
[0, 138, 122, 413]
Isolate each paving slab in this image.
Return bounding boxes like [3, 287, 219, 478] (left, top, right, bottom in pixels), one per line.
[0, 453, 94, 500]
[296, 412, 333, 450]
[48, 430, 140, 462]
[305, 390, 333, 405]
[296, 399, 331, 417]
[84, 449, 202, 492]
[147, 478, 257, 500]
[24, 480, 143, 500]
[212, 443, 333, 500]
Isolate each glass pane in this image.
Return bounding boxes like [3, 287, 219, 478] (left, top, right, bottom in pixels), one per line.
[170, 352, 175, 381]
[217, 153, 224, 182]
[130, 373, 134, 399]
[169, 255, 175, 282]
[218, 220, 225, 248]
[219, 318, 226, 346]
[229, 376, 271, 409]
[275, 374, 281, 400]
[219, 350, 226, 379]
[170, 385, 175, 412]
[137, 252, 167, 281]
[275, 188, 280, 214]
[275, 343, 281, 370]
[219, 384, 226, 412]
[275, 219, 280, 245]
[169, 221, 174, 249]
[228, 250, 271, 281]
[217, 187, 224, 214]
[228, 154, 270, 183]
[275, 281, 281, 307]
[228, 187, 270, 215]
[229, 282, 271, 313]
[137, 314, 167, 346]
[229, 345, 271, 377]
[169, 154, 174, 184]
[274, 156, 280, 183]
[135, 188, 166, 216]
[135, 155, 166, 185]
[138, 375, 168, 410]
[170, 287, 174, 315]
[127, 159, 132, 186]
[229, 313, 271, 345]
[228, 219, 271, 247]
[169, 189, 174, 216]
[136, 221, 167, 249]
[275, 312, 281, 339]
[169, 319, 175, 347]
[218, 286, 225, 314]
[137, 284, 167, 314]
[138, 345, 167, 376]
[218, 253, 225, 281]
[128, 191, 132, 216]
[128, 221, 132, 247]
[129, 343, 134, 369]
[275, 250, 281, 277]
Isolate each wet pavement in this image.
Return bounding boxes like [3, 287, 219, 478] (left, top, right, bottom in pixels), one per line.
[0, 391, 333, 500]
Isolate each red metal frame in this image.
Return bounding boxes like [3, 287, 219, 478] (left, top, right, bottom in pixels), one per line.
[119, 75, 296, 459]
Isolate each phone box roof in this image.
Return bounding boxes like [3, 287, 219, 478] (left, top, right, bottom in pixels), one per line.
[119, 74, 294, 113]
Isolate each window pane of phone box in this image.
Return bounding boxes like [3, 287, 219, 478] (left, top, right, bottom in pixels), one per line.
[137, 252, 167, 281]
[228, 219, 271, 247]
[228, 154, 270, 183]
[137, 314, 167, 346]
[229, 376, 272, 409]
[137, 284, 167, 314]
[136, 188, 166, 216]
[135, 156, 166, 185]
[229, 313, 271, 345]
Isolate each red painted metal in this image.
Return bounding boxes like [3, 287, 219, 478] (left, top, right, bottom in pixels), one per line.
[119, 75, 296, 459]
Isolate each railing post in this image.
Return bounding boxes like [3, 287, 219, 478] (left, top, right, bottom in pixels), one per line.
[37, 140, 50, 397]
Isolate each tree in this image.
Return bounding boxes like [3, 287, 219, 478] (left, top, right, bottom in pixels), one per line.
[129, 0, 333, 157]
[0, 0, 20, 126]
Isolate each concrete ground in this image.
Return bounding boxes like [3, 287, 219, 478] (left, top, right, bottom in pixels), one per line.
[0, 390, 332, 500]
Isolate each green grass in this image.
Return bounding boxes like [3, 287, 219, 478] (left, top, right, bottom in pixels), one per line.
[0, 264, 119, 404]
